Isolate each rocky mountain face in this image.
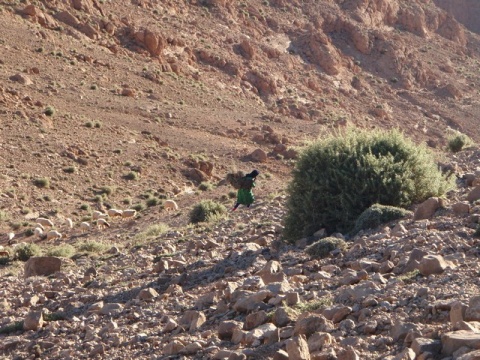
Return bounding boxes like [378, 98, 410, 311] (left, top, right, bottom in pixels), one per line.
[2, 0, 480, 359]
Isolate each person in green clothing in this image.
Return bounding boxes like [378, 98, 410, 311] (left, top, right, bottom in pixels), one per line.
[231, 170, 259, 211]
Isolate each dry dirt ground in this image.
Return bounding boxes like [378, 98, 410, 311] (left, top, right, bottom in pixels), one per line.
[1, 0, 480, 359]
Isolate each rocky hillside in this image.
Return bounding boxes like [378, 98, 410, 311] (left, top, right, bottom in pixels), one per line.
[1, 0, 480, 230]
[2, 0, 480, 359]
[2, 147, 480, 360]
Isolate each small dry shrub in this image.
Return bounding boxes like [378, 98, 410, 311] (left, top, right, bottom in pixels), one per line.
[447, 132, 473, 153]
[305, 237, 346, 259]
[15, 243, 41, 261]
[46, 245, 75, 258]
[33, 177, 50, 188]
[0, 321, 23, 335]
[77, 241, 108, 253]
[352, 203, 412, 235]
[190, 200, 226, 224]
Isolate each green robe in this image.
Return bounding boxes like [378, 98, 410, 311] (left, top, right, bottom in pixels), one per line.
[237, 181, 255, 205]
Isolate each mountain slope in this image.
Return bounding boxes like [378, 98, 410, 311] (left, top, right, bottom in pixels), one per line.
[2, 1, 480, 358]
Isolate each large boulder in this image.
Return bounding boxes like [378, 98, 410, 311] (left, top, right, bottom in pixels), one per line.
[24, 257, 62, 278]
[467, 186, 480, 203]
[450, 301, 468, 325]
[286, 335, 311, 360]
[294, 314, 333, 337]
[23, 310, 44, 331]
[465, 296, 480, 322]
[441, 331, 480, 355]
[417, 254, 452, 276]
[256, 260, 286, 284]
[9, 73, 33, 85]
[218, 320, 242, 340]
[249, 148, 267, 163]
[413, 197, 444, 220]
[180, 310, 206, 331]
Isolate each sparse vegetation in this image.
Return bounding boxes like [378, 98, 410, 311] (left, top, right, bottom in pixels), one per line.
[10, 222, 22, 230]
[198, 181, 214, 191]
[46, 245, 75, 258]
[146, 197, 161, 207]
[0, 254, 10, 265]
[305, 237, 347, 259]
[132, 203, 145, 212]
[93, 195, 104, 203]
[292, 297, 333, 313]
[43, 312, 67, 322]
[267, 191, 282, 201]
[205, 211, 228, 224]
[99, 186, 115, 196]
[63, 166, 76, 174]
[124, 171, 139, 181]
[190, 200, 227, 224]
[33, 177, 50, 188]
[44, 106, 55, 116]
[283, 128, 454, 241]
[1, 3, 480, 360]
[0, 211, 10, 222]
[398, 269, 421, 284]
[24, 228, 34, 237]
[352, 204, 412, 235]
[77, 241, 109, 254]
[447, 131, 473, 153]
[5, 188, 15, 198]
[134, 223, 169, 244]
[0, 321, 24, 335]
[14, 243, 41, 261]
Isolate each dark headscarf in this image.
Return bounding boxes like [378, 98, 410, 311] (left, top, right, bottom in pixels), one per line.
[246, 170, 259, 178]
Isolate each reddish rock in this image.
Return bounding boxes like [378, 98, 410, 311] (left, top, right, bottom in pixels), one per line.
[413, 197, 444, 220]
[249, 148, 267, 163]
[24, 257, 62, 278]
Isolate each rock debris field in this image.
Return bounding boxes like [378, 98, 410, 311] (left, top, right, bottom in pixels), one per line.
[2, 147, 480, 360]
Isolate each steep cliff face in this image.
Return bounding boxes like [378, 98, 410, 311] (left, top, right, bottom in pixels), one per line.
[434, 0, 480, 34]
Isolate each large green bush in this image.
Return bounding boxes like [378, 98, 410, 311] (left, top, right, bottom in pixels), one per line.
[352, 203, 412, 235]
[283, 128, 454, 242]
[189, 200, 227, 224]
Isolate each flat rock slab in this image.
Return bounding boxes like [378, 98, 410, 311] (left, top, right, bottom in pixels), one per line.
[442, 331, 480, 355]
